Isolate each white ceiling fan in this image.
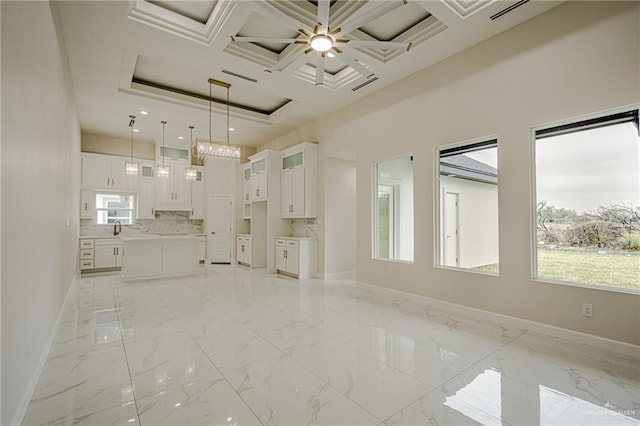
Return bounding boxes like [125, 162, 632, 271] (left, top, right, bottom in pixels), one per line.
[230, 0, 413, 86]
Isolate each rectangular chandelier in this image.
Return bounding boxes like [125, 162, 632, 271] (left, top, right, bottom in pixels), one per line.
[195, 139, 241, 162]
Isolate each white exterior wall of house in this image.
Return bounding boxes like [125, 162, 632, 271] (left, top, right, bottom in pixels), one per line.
[259, 2, 640, 345]
[440, 175, 499, 269]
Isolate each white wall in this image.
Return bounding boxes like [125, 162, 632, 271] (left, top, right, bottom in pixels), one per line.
[324, 158, 356, 274]
[260, 2, 640, 345]
[1, 2, 81, 424]
[440, 176, 499, 268]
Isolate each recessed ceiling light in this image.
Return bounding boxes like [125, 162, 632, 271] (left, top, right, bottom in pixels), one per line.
[178, 136, 184, 140]
[327, 52, 335, 58]
[140, 110, 148, 115]
[229, 128, 235, 132]
[133, 129, 139, 133]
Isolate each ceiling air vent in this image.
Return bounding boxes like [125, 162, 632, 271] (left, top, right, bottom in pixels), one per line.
[221, 69, 258, 83]
[490, 0, 529, 20]
[351, 77, 379, 92]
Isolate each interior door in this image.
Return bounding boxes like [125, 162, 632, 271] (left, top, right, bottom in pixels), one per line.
[444, 191, 460, 267]
[207, 194, 233, 263]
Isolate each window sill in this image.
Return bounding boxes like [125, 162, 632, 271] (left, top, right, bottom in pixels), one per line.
[534, 276, 640, 295]
[372, 257, 414, 265]
[435, 265, 499, 277]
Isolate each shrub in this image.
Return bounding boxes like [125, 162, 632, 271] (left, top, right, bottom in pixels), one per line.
[564, 221, 621, 248]
[618, 232, 640, 251]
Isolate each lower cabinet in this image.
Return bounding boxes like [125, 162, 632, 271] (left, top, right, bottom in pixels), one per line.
[197, 235, 206, 265]
[80, 238, 121, 271]
[236, 234, 251, 266]
[274, 237, 316, 279]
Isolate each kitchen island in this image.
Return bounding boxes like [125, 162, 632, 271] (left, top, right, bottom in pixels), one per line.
[121, 234, 200, 281]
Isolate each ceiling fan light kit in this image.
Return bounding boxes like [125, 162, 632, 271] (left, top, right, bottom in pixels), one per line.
[230, 0, 412, 86]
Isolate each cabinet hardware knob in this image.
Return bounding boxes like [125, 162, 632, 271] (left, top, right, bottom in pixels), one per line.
[211, 231, 216, 234]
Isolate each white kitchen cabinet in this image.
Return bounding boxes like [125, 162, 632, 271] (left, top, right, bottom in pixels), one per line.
[190, 167, 204, 219]
[136, 163, 155, 220]
[94, 239, 122, 269]
[79, 238, 95, 270]
[242, 163, 251, 204]
[236, 234, 251, 266]
[81, 154, 137, 190]
[155, 160, 191, 210]
[274, 237, 316, 279]
[249, 155, 268, 201]
[280, 142, 318, 218]
[80, 189, 93, 219]
[197, 235, 206, 265]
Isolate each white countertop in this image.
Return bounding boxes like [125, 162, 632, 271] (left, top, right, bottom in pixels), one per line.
[121, 234, 202, 241]
[275, 236, 316, 241]
[82, 233, 205, 240]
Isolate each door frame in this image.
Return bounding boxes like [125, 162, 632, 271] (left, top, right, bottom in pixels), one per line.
[206, 194, 234, 264]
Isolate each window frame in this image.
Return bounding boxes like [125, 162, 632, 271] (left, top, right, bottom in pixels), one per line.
[530, 105, 640, 295]
[372, 154, 415, 264]
[434, 136, 500, 276]
[94, 192, 136, 225]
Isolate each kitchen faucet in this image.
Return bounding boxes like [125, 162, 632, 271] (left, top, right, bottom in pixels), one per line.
[114, 220, 121, 236]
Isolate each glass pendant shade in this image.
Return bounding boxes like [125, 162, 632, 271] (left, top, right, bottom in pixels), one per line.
[185, 166, 197, 181]
[125, 160, 139, 176]
[195, 140, 241, 161]
[157, 164, 171, 178]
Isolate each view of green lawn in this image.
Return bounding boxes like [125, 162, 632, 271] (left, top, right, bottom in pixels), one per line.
[477, 249, 640, 290]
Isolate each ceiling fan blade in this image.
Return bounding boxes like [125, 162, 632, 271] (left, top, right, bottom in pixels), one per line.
[316, 52, 325, 86]
[336, 53, 374, 79]
[339, 0, 406, 36]
[342, 40, 412, 51]
[317, 0, 330, 33]
[231, 36, 300, 44]
[298, 28, 312, 37]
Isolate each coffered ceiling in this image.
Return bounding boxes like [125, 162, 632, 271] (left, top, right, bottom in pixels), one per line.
[58, 0, 562, 148]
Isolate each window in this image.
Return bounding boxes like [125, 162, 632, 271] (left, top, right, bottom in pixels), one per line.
[374, 155, 414, 262]
[95, 193, 135, 225]
[534, 109, 639, 291]
[437, 140, 499, 273]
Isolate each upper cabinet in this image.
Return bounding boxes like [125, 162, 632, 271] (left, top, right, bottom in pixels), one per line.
[136, 163, 155, 220]
[248, 153, 269, 202]
[155, 160, 192, 211]
[190, 166, 205, 219]
[81, 153, 137, 191]
[242, 163, 251, 204]
[280, 142, 318, 218]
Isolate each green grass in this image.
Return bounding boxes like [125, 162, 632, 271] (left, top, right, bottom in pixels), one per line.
[477, 249, 639, 290]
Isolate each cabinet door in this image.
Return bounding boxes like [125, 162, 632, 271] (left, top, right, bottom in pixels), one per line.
[82, 156, 112, 188]
[173, 162, 190, 204]
[275, 245, 287, 271]
[80, 189, 93, 219]
[115, 245, 123, 267]
[257, 174, 267, 200]
[236, 238, 244, 263]
[244, 241, 251, 265]
[110, 159, 137, 190]
[94, 245, 116, 268]
[155, 169, 174, 204]
[137, 178, 155, 219]
[190, 169, 204, 219]
[286, 247, 299, 275]
[281, 170, 292, 217]
[249, 175, 259, 201]
[243, 166, 251, 203]
[291, 167, 305, 217]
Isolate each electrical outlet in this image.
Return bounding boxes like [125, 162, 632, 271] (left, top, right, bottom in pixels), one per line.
[582, 303, 593, 317]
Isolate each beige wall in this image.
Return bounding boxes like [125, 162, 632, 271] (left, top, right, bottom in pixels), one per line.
[82, 131, 156, 160]
[260, 2, 640, 344]
[1, 2, 82, 423]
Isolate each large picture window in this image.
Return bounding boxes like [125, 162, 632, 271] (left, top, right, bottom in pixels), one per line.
[534, 109, 639, 291]
[437, 140, 499, 273]
[95, 193, 135, 225]
[374, 155, 414, 262]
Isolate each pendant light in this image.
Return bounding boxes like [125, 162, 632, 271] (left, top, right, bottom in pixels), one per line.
[124, 115, 139, 176]
[157, 120, 170, 178]
[194, 78, 241, 162]
[185, 125, 197, 181]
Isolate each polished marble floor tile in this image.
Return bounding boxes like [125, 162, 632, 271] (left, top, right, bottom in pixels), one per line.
[23, 266, 640, 426]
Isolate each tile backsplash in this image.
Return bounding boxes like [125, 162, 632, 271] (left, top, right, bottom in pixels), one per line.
[288, 218, 319, 240]
[80, 211, 203, 237]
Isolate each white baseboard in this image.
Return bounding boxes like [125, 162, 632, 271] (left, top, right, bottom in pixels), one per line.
[355, 281, 640, 358]
[12, 272, 78, 426]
